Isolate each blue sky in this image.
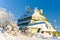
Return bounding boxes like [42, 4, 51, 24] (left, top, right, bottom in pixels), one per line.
[0, 0, 60, 31]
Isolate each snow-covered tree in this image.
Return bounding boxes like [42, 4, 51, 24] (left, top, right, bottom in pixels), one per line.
[0, 8, 19, 36]
[0, 8, 14, 29]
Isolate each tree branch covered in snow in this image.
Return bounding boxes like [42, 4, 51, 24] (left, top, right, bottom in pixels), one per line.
[0, 8, 14, 29]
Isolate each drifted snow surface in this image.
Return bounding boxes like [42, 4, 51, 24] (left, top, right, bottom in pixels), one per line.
[0, 28, 60, 40]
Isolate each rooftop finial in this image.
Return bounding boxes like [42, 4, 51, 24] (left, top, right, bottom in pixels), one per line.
[34, 7, 39, 13]
[26, 5, 32, 13]
[39, 9, 43, 15]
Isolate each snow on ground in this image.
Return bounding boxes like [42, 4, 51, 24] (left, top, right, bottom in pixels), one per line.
[0, 28, 60, 40]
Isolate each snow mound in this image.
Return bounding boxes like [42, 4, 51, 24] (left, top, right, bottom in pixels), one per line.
[0, 28, 59, 40]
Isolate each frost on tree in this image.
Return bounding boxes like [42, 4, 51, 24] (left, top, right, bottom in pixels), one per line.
[0, 8, 19, 36]
[0, 8, 13, 28]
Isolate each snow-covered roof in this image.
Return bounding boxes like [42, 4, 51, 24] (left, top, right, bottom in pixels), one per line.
[27, 23, 46, 28]
[29, 22, 45, 25]
[27, 22, 56, 32]
[41, 28, 56, 31]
